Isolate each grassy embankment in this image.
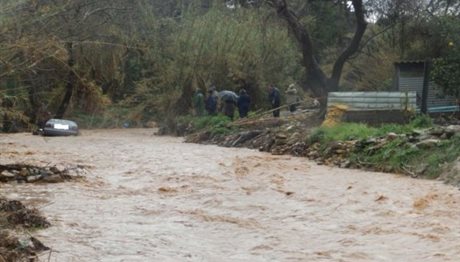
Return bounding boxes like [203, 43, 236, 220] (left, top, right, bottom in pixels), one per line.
[309, 116, 460, 179]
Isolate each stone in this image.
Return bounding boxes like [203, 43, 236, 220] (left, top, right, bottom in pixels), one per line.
[339, 161, 352, 168]
[26, 175, 42, 183]
[274, 139, 286, 146]
[429, 128, 445, 137]
[19, 168, 29, 177]
[42, 174, 64, 183]
[335, 149, 346, 154]
[329, 141, 344, 150]
[416, 139, 441, 149]
[418, 134, 432, 141]
[307, 151, 318, 157]
[446, 125, 460, 133]
[0, 170, 16, 178]
[275, 133, 287, 139]
[49, 166, 61, 174]
[387, 132, 398, 140]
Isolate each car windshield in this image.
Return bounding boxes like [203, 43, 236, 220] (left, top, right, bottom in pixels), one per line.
[46, 119, 77, 127]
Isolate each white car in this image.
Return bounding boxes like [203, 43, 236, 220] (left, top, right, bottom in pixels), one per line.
[42, 119, 79, 136]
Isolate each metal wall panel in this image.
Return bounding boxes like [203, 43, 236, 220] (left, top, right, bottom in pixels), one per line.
[328, 92, 417, 110]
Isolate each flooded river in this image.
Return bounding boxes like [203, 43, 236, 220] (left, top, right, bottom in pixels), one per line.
[1, 129, 460, 261]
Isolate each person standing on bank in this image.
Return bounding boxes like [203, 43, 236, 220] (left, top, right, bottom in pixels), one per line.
[237, 89, 251, 118]
[193, 88, 205, 116]
[205, 87, 218, 115]
[286, 83, 299, 113]
[223, 96, 236, 120]
[268, 84, 281, 117]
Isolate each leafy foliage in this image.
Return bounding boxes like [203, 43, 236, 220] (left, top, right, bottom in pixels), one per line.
[432, 56, 460, 99]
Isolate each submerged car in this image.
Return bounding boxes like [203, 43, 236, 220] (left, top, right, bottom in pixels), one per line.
[42, 119, 79, 136]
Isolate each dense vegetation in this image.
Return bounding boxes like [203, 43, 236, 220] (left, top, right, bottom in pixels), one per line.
[0, 0, 459, 131]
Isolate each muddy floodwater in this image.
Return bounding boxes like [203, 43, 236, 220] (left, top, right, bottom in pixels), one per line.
[1, 129, 460, 261]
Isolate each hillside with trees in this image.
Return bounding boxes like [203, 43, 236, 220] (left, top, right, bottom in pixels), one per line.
[0, 0, 459, 130]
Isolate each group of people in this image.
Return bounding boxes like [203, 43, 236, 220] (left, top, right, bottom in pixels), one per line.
[193, 86, 251, 120]
[193, 83, 302, 120]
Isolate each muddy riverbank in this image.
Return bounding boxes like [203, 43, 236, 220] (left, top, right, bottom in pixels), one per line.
[1, 129, 460, 261]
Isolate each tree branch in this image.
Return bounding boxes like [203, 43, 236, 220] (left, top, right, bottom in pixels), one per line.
[329, 0, 367, 90]
[349, 23, 396, 60]
[270, 0, 318, 70]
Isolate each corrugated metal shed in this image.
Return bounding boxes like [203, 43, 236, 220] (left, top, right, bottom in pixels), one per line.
[398, 77, 424, 93]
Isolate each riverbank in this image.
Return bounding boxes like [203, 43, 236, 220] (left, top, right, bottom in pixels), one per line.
[174, 113, 460, 187]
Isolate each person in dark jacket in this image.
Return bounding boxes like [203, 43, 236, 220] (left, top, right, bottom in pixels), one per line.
[223, 98, 236, 120]
[205, 88, 218, 115]
[237, 89, 251, 118]
[268, 84, 281, 117]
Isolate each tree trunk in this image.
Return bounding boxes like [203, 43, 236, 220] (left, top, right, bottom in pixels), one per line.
[55, 42, 76, 119]
[271, 0, 367, 119]
[26, 76, 40, 125]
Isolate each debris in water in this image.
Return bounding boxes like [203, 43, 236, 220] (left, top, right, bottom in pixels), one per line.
[0, 164, 87, 184]
[0, 198, 50, 261]
[375, 195, 388, 202]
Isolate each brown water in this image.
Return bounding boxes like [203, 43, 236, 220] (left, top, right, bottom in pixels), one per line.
[1, 129, 459, 261]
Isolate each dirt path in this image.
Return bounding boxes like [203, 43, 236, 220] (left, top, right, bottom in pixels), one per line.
[1, 129, 459, 261]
